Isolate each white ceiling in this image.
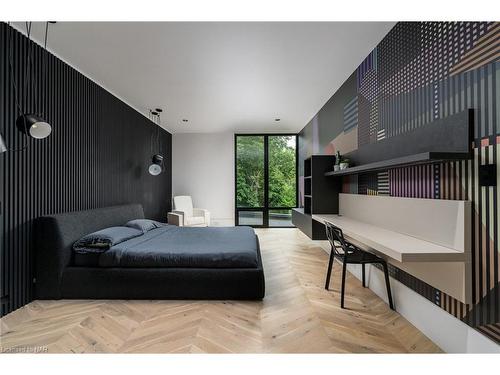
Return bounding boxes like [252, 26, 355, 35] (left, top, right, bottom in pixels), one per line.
[13, 22, 394, 134]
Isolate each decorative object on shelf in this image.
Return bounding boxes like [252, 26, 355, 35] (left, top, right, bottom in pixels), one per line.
[10, 22, 54, 146]
[0, 134, 7, 153]
[335, 151, 341, 161]
[339, 158, 350, 170]
[148, 108, 165, 176]
[334, 151, 341, 171]
[332, 151, 350, 170]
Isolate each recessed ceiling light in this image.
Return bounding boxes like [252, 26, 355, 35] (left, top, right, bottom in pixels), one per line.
[275, 118, 281, 122]
[182, 119, 188, 123]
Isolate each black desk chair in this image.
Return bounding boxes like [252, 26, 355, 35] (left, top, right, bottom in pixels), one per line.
[324, 221, 394, 310]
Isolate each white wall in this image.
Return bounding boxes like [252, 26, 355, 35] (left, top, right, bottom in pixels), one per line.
[172, 132, 234, 226]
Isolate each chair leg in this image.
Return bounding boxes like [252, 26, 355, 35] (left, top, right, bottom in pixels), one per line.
[362, 263, 366, 287]
[325, 249, 335, 290]
[382, 262, 394, 310]
[341, 260, 347, 309]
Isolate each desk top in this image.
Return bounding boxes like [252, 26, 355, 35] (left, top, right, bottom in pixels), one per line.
[312, 214, 465, 263]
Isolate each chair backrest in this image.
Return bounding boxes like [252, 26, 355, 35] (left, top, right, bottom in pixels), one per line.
[173, 195, 193, 217]
[325, 222, 350, 257]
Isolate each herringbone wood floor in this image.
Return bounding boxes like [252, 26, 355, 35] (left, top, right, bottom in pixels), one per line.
[0, 228, 441, 353]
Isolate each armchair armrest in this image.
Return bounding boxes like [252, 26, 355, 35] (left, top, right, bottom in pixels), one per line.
[193, 208, 211, 226]
[168, 211, 184, 226]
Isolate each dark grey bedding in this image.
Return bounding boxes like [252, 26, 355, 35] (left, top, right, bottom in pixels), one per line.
[90, 225, 259, 268]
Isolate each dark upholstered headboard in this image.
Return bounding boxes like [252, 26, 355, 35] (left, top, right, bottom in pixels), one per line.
[34, 204, 144, 299]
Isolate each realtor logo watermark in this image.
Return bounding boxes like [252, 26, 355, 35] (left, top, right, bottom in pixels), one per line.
[1, 345, 48, 353]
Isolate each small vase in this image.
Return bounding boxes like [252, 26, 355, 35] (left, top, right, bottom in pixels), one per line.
[340, 162, 349, 170]
[333, 165, 340, 171]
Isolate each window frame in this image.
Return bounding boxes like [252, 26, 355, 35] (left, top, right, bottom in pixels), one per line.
[234, 133, 299, 228]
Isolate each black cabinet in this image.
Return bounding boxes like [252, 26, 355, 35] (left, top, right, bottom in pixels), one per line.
[293, 155, 340, 240]
[292, 208, 329, 240]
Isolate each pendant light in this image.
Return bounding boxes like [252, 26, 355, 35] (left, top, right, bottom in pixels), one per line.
[148, 154, 164, 176]
[0, 134, 7, 153]
[10, 22, 53, 147]
[16, 114, 52, 139]
[148, 108, 164, 176]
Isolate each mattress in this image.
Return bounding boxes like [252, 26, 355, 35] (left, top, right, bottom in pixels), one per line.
[74, 225, 259, 268]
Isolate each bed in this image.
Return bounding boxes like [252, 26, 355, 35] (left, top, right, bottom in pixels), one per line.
[34, 204, 265, 300]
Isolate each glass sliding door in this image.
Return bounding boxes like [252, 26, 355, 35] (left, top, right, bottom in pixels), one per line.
[235, 134, 297, 227]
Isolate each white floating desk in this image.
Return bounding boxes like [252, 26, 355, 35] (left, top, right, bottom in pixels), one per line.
[312, 214, 465, 263]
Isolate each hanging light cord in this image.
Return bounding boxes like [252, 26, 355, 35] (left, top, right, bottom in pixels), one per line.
[156, 112, 162, 156]
[44, 22, 49, 49]
[41, 22, 50, 117]
[149, 109, 155, 155]
[7, 23, 25, 118]
[6, 22, 30, 152]
[148, 109, 163, 157]
[23, 22, 32, 109]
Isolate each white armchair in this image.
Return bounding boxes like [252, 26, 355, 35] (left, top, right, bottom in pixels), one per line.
[168, 196, 210, 227]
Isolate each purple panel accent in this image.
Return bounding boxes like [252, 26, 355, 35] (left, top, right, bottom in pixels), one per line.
[357, 49, 376, 88]
[389, 165, 437, 199]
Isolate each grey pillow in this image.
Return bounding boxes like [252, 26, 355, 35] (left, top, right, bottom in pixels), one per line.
[125, 219, 167, 233]
[73, 226, 143, 254]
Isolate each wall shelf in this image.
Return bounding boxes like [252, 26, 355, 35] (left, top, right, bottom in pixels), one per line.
[324, 151, 471, 177]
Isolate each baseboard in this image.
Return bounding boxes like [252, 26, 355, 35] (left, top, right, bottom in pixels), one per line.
[210, 218, 235, 227]
[316, 241, 500, 353]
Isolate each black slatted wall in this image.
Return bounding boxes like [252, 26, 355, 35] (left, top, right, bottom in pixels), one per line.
[0, 23, 172, 316]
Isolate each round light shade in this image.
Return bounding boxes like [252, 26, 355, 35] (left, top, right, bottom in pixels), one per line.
[148, 154, 164, 176]
[0, 134, 7, 153]
[16, 114, 52, 139]
[148, 163, 162, 176]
